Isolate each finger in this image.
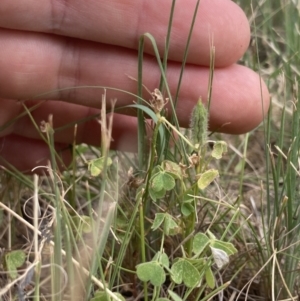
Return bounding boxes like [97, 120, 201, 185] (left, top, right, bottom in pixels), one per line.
[0, 0, 250, 66]
[0, 134, 72, 173]
[0, 99, 141, 150]
[0, 103, 143, 173]
[0, 30, 270, 133]
[0, 99, 21, 136]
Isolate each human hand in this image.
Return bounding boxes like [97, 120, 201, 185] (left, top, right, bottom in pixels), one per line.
[0, 0, 269, 172]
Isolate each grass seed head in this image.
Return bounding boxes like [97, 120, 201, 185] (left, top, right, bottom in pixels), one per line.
[190, 99, 208, 148]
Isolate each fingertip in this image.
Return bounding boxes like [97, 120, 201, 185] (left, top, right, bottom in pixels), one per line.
[209, 65, 270, 134]
[212, 0, 251, 66]
[195, 0, 251, 66]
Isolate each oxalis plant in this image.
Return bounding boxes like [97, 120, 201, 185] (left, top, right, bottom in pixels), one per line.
[94, 88, 238, 301]
[87, 88, 239, 301]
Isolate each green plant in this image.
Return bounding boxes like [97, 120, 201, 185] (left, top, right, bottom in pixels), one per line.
[1, 0, 300, 300]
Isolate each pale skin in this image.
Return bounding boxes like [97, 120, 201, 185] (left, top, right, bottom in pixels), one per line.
[0, 0, 270, 172]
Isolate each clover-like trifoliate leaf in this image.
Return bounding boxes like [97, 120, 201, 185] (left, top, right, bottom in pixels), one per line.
[197, 169, 219, 190]
[136, 262, 166, 286]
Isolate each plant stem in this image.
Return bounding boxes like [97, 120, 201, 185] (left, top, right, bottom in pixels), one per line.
[139, 201, 148, 301]
[143, 116, 163, 216]
[161, 117, 195, 149]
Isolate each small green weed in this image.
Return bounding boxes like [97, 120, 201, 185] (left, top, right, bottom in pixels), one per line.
[1, 0, 300, 300]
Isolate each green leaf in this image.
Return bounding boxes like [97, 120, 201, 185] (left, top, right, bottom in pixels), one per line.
[210, 240, 238, 256]
[157, 299, 170, 301]
[136, 262, 166, 286]
[210, 247, 229, 269]
[162, 173, 176, 191]
[164, 214, 178, 236]
[91, 291, 125, 301]
[76, 144, 89, 154]
[152, 213, 166, 231]
[211, 141, 227, 159]
[124, 104, 165, 153]
[197, 169, 219, 190]
[151, 173, 165, 192]
[5, 250, 26, 279]
[205, 267, 215, 289]
[162, 160, 182, 179]
[151, 213, 178, 235]
[180, 195, 194, 216]
[171, 258, 200, 288]
[160, 253, 170, 269]
[181, 201, 194, 216]
[88, 157, 112, 177]
[152, 251, 169, 268]
[149, 187, 166, 202]
[187, 258, 206, 270]
[168, 290, 183, 301]
[207, 230, 216, 240]
[151, 172, 175, 192]
[192, 233, 210, 256]
[152, 165, 163, 175]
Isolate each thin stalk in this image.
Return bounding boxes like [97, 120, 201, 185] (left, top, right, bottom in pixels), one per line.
[238, 132, 250, 199]
[110, 189, 144, 285]
[207, 46, 215, 112]
[137, 36, 147, 171]
[185, 178, 198, 256]
[143, 117, 163, 214]
[46, 119, 63, 301]
[160, 117, 195, 149]
[139, 201, 148, 301]
[173, 0, 201, 109]
[158, 0, 176, 90]
[265, 102, 273, 222]
[184, 145, 205, 256]
[164, 0, 201, 162]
